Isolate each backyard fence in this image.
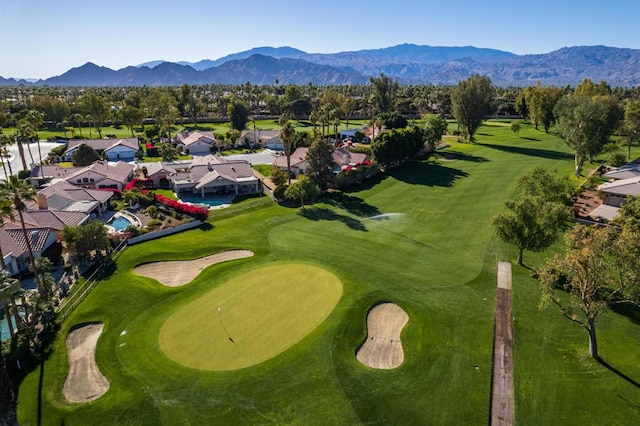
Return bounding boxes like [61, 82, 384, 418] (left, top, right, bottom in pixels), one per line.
[127, 220, 203, 245]
[56, 239, 128, 322]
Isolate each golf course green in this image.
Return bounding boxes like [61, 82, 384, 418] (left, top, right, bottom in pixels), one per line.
[159, 264, 343, 370]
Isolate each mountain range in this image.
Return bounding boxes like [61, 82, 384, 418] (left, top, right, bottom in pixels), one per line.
[2, 44, 640, 87]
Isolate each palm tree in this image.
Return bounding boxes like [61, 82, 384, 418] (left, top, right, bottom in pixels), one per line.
[279, 120, 296, 185]
[0, 132, 12, 179]
[86, 114, 93, 139]
[13, 123, 32, 171]
[2, 176, 43, 296]
[0, 274, 16, 339]
[25, 110, 44, 174]
[71, 113, 83, 138]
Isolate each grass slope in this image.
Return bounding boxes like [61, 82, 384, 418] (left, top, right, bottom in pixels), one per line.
[16, 121, 640, 425]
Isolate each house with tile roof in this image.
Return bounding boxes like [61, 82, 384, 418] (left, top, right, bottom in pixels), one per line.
[0, 226, 57, 276]
[65, 160, 134, 191]
[63, 138, 139, 162]
[174, 130, 218, 155]
[240, 129, 282, 150]
[273, 147, 368, 177]
[169, 154, 260, 196]
[144, 161, 179, 188]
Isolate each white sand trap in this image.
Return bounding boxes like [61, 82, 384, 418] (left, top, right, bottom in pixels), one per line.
[63, 322, 110, 403]
[356, 303, 409, 369]
[133, 250, 254, 287]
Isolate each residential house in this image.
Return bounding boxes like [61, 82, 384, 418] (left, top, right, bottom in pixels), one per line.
[174, 130, 218, 155]
[241, 130, 282, 150]
[64, 138, 139, 162]
[65, 161, 134, 191]
[28, 164, 82, 188]
[0, 226, 57, 277]
[169, 154, 261, 196]
[597, 177, 640, 207]
[144, 161, 178, 188]
[273, 147, 368, 177]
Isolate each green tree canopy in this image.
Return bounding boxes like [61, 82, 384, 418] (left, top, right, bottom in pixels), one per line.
[284, 175, 320, 208]
[369, 73, 399, 114]
[227, 98, 250, 131]
[305, 139, 335, 190]
[72, 143, 101, 166]
[422, 114, 448, 151]
[451, 75, 494, 141]
[63, 220, 110, 259]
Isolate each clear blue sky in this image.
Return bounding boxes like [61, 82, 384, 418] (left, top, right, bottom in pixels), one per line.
[2, 0, 639, 79]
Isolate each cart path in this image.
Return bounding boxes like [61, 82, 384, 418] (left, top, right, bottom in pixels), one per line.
[491, 262, 515, 426]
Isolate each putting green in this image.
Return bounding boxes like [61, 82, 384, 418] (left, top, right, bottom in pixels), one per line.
[159, 264, 343, 371]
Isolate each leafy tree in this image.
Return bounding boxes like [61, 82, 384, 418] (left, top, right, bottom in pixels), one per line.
[143, 89, 178, 141]
[305, 139, 335, 189]
[72, 143, 101, 166]
[423, 114, 448, 151]
[63, 220, 110, 259]
[227, 98, 250, 131]
[270, 166, 287, 187]
[516, 167, 573, 205]
[523, 84, 562, 132]
[119, 105, 143, 137]
[284, 175, 320, 208]
[451, 75, 494, 141]
[376, 111, 407, 130]
[554, 93, 622, 176]
[493, 195, 568, 265]
[371, 127, 424, 169]
[158, 142, 179, 161]
[369, 73, 399, 114]
[620, 99, 640, 159]
[510, 122, 521, 135]
[539, 225, 640, 359]
[80, 91, 109, 138]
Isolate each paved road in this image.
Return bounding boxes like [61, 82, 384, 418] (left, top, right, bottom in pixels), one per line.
[1, 140, 64, 180]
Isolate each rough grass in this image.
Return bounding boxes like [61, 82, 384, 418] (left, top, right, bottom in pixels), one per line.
[15, 120, 640, 425]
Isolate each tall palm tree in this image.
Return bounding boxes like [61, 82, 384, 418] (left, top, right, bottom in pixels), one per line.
[0, 133, 12, 179]
[13, 123, 32, 171]
[279, 120, 296, 185]
[25, 110, 44, 174]
[2, 176, 43, 296]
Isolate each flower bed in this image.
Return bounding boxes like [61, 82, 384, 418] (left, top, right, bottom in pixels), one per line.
[155, 194, 209, 221]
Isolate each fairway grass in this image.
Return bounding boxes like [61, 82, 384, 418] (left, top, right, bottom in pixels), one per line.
[159, 264, 343, 370]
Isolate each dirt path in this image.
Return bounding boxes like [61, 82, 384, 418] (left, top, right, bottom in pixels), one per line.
[356, 303, 409, 369]
[491, 262, 515, 426]
[63, 323, 109, 403]
[133, 250, 254, 287]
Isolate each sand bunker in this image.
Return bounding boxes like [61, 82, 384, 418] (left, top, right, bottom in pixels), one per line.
[356, 303, 409, 369]
[63, 322, 110, 403]
[133, 250, 254, 287]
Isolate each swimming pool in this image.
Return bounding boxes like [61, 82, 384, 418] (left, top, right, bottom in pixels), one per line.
[109, 215, 134, 231]
[1, 308, 26, 341]
[177, 194, 233, 208]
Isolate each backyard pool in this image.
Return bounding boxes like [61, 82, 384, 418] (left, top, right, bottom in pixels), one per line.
[109, 215, 134, 231]
[176, 194, 234, 209]
[1, 308, 26, 341]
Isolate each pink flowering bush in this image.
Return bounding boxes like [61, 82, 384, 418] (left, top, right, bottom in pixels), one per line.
[155, 194, 209, 221]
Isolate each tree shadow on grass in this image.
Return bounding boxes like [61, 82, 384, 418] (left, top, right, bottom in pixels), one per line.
[520, 136, 541, 141]
[598, 357, 640, 390]
[299, 207, 366, 231]
[340, 172, 389, 193]
[477, 142, 573, 161]
[325, 192, 381, 218]
[437, 151, 489, 163]
[389, 161, 469, 187]
[610, 302, 640, 326]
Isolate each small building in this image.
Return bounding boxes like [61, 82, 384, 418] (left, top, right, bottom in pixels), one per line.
[598, 176, 640, 207]
[241, 130, 282, 150]
[273, 147, 368, 177]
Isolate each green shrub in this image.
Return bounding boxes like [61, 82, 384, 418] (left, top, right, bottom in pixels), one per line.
[273, 184, 287, 201]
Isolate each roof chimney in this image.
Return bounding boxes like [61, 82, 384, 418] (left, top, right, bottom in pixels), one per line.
[37, 194, 48, 210]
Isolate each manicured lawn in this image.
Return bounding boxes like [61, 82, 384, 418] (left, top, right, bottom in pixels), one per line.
[159, 264, 342, 371]
[15, 120, 640, 425]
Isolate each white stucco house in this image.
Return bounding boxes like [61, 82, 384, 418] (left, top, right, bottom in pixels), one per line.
[174, 130, 218, 155]
[64, 138, 139, 162]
